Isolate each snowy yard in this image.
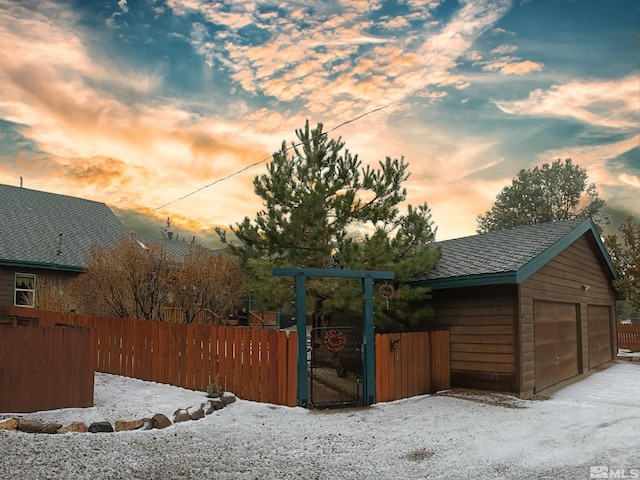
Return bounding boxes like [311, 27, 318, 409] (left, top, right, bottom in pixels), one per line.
[1, 362, 639, 480]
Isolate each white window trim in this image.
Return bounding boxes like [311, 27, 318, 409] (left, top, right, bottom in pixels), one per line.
[14, 273, 36, 307]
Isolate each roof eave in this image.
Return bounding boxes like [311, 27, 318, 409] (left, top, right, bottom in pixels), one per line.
[0, 258, 85, 273]
[515, 217, 619, 283]
[410, 271, 518, 290]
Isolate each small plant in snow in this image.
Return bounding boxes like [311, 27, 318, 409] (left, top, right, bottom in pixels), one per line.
[206, 379, 224, 398]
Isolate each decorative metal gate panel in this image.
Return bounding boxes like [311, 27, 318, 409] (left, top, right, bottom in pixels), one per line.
[309, 326, 363, 408]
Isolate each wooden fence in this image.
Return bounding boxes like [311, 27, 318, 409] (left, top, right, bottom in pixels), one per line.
[2, 306, 298, 407]
[618, 323, 640, 352]
[375, 330, 450, 402]
[2, 306, 451, 407]
[249, 311, 278, 328]
[0, 323, 95, 413]
[161, 307, 221, 325]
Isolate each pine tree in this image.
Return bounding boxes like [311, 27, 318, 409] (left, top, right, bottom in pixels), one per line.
[217, 121, 440, 331]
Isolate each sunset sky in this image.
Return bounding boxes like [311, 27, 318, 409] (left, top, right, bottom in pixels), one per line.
[0, 0, 638, 247]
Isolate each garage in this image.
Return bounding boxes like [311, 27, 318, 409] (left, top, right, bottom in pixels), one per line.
[588, 305, 613, 369]
[534, 301, 579, 392]
[410, 217, 619, 396]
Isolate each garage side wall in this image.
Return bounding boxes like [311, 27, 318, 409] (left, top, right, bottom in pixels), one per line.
[519, 233, 617, 395]
[429, 284, 518, 392]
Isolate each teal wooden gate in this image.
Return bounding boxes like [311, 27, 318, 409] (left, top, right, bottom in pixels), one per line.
[272, 267, 394, 408]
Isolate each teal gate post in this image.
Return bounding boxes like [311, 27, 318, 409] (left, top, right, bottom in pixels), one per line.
[272, 267, 394, 407]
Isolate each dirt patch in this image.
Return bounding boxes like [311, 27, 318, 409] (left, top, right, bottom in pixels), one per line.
[435, 389, 547, 408]
[403, 447, 435, 462]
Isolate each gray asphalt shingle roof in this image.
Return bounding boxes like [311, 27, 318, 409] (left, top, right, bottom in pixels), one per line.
[133, 234, 202, 258]
[410, 217, 616, 289]
[0, 184, 128, 271]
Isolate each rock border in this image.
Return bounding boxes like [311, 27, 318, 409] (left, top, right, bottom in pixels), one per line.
[0, 393, 237, 435]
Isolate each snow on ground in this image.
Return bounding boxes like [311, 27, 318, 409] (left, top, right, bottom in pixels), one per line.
[618, 349, 640, 359]
[1, 362, 639, 480]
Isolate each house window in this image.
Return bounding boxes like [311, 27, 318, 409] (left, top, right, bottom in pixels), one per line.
[15, 273, 36, 307]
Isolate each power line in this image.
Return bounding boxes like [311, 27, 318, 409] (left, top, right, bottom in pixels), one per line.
[154, 105, 389, 211]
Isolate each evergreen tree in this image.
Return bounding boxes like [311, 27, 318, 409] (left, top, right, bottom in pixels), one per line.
[217, 121, 440, 330]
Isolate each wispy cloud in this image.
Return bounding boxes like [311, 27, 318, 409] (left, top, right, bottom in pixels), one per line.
[117, 0, 129, 14]
[483, 59, 543, 75]
[619, 173, 640, 189]
[491, 44, 518, 54]
[495, 76, 640, 129]
[169, 0, 512, 116]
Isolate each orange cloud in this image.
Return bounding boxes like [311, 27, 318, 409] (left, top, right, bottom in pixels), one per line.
[484, 60, 544, 75]
[62, 156, 148, 189]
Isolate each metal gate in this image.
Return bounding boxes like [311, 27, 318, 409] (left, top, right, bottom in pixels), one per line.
[309, 326, 363, 408]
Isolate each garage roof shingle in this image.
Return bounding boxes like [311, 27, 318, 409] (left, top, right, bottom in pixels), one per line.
[410, 217, 617, 289]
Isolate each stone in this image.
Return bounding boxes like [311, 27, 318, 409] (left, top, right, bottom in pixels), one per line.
[115, 420, 143, 432]
[173, 409, 191, 423]
[88, 421, 114, 433]
[189, 407, 205, 421]
[151, 413, 171, 429]
[221, 393, 237, 406]
[139, 418, 154, 431]
[17, 419, 44, 433]
[58, 422, 88, 434]
[0, 418, 18, 431]
[42, 423, 62, 434]
[207, 399, 225, 411]
[202, 402, 214, 415]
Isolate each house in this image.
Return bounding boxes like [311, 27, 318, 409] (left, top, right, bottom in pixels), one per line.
[410, 217, 619, 396]
[0, 184, 128, 307]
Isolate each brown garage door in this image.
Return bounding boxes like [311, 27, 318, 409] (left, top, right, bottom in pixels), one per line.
[588, 305, 612, 369]
[534, 301, 579, 392]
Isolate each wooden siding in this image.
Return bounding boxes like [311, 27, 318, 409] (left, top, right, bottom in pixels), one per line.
[519, 233, 617, 394]
[0, 267, 13, 306]
[0, 266, 78, 307]
[429, 285, 518, 392]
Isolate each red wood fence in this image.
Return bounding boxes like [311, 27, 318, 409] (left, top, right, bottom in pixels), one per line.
[0, 323, 95, 413]
[2, 306, 298, 407]
[162, 307, 221, 325]
[375, 330, 451, 402]
[249, 311, 278, 328]
[2, 306, 451, 407]
[618, 323, 640, 352]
